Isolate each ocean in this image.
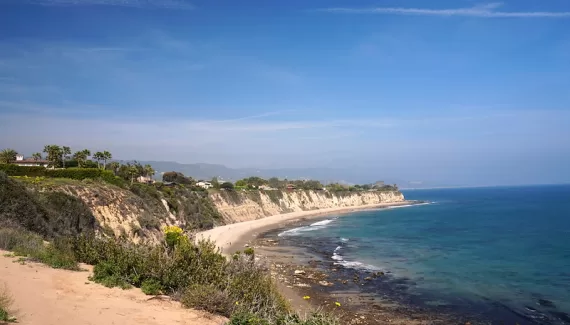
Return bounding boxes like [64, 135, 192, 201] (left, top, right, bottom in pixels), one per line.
[274, 185, 570, 324]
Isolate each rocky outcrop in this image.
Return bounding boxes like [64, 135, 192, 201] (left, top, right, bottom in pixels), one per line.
[209, 190, 405, 223]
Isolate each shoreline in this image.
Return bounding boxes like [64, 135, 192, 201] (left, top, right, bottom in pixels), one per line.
[197, 200, 416, 256]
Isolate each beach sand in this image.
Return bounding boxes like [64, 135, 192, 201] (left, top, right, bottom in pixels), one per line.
[197, 201, 414, 256]
[197, 201, 416, 316]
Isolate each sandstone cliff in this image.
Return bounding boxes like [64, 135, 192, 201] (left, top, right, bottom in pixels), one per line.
[2, 174, 405, 242]
[210, 190, 405, 223]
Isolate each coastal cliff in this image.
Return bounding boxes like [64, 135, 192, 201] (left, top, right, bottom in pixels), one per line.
[1, 173, 404, 242]
[210, 190, 405, 223]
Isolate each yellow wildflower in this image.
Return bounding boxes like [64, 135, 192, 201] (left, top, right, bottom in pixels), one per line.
[334, 302, 341, 307]
[303, 296, 310, 300]
[235, 301, 239, 305]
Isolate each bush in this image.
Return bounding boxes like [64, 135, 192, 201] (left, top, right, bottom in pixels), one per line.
[0, 173, 97, 239]
[0, 164, 46, 177]
[181, 284, 234, 317]
[220, 182, 234, 190]
[228, 312, 270, 325]
[0, 165, 124, 186]
[141, 279, 163, 295]
[0, 228, 79, 270]
[228, 312, 339, 325]
[0, 284, 15, 323]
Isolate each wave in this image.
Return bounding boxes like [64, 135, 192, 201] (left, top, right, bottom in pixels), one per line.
[331, 243, 380, 271]
[310, 219, 334, 226]
[384, 201, 434, 210]
[278, 218, 336, 237]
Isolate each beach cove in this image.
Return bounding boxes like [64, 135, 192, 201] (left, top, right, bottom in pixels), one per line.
[199, 185, 570, 325]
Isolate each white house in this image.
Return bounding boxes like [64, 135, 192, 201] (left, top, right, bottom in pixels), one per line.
[196, 181, 213, 189]
[13, 155, 49, 167]
[137, 176, 155, 184]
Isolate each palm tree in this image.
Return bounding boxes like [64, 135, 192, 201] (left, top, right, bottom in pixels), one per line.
[143, 164, 155, 178]
[107, 161, 121, 175]
[128, 164, 139, 184]
[32, 152, 42, 161]
[43, 145, 62, 168]
[73, 149, 91, 168]
[93, 152, 104, 169]
[62, 146, 71, 168]
[0, 148, 18, 164]
[102, 151, 112, 170]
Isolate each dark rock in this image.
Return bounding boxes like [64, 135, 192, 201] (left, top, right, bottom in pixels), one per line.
[538, 299, 556, 308]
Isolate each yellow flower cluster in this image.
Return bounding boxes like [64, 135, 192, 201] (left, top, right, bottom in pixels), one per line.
[163, 225, 183, 235]
[303, 296, 310, 300]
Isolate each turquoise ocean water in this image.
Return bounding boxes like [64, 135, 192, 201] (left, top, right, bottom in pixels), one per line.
[276, 185, 570, 324]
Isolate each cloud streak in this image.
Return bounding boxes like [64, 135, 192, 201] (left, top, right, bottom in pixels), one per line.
[322, 2, 570, 18]
[12, 0, 193, 9]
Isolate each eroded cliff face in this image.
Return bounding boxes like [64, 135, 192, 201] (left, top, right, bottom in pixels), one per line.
[21, 181, 222, 243]
[209, 190, 405, 223]
[7, 175, 404, 242]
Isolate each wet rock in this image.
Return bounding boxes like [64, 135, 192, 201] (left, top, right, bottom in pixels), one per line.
[319, 280, 334, 287]
[294, 283, 311, 288]
[538, 299, 556, 308]
[551, 312, 570, 323]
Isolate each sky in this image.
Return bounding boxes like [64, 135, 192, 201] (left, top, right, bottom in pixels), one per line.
[1, 0, 570, 186]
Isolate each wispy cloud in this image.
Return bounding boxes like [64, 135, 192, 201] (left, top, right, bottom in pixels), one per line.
[11, 0, 193, 10]
[322, 2, 570, 18]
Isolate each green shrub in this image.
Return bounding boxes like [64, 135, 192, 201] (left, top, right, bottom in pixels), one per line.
[228, 312, 339, 325]
[0, 284, 15, 323]
[0, 165, 124, 186]
[228, 312, 270, 325]
[181, 284, 234, 317]
[141, 279, 163, 295]
[0, 228, 79, 270]
[0, 173, 97, 239]
[137, 213, 161, 230]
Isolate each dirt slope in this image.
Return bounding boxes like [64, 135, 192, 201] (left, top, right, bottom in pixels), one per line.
[0, 251, 226, 325]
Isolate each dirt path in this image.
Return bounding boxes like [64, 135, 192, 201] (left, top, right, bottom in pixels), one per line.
[0, 251, 226, 325]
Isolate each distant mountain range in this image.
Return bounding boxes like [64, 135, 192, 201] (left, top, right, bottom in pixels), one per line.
[133, 160, 452, 189]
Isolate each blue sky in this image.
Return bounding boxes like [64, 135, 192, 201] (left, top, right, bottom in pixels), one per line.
[1, 0, 569, 186]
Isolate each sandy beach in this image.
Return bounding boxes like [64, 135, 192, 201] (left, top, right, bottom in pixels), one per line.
[197, 201, 414, 256]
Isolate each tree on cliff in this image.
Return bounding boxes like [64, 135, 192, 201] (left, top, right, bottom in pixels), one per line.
[220, 181, 234, 190]
[211, 177, 220, 189]
[61, 146, 71, 169]
[73, 149, 91, 168]
[43, 145, 63, 168]
[102, 151, 112, 169]
[92, 152, 106, 169]
[0, 149, 17, 164]
[162, 171, 193, 184]
[143, 164, 155, 178]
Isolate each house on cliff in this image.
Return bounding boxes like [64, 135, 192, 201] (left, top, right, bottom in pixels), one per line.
[12, 155, 49, 167]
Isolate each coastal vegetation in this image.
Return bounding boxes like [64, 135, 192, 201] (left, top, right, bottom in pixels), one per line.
[0, 222, 337, 324]
[0, 283, 16, 323]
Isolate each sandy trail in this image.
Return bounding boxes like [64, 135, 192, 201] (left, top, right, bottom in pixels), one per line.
[0, 251, 226, 325]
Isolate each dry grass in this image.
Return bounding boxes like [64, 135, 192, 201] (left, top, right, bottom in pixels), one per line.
[0, 283, 16, 323]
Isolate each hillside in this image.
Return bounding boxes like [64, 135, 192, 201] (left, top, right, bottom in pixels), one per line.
[0, 172, 405, 242]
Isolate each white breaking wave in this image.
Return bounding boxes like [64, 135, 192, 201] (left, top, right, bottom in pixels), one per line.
[384, 201, 434, 210]
[278, 218, 336, 237]
[310, 219, 334, 226]
[331, 244, 381, 271]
